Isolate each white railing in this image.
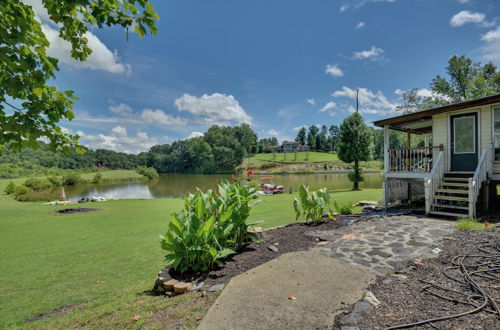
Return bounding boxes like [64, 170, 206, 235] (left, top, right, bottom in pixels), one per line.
[468, 150, 490, 218]
[424, 151, 444, 214]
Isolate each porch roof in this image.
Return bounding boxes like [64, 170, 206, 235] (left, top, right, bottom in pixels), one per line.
[373, 93, 500, 134]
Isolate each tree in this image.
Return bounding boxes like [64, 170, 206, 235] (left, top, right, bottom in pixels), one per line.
[295, 127, 306, 145]
[338, 112, 373, 190]
[328, 125, 340, 152]
[395, 88, 438, 114]
[0, 0, 159, 153]
[317, 125, 328, 151]
[431, 55, 500, 103]
[307, 125, 319, 150]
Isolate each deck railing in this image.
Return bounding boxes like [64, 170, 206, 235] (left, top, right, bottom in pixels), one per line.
[424, 151, 444, 214]
[388, 147, 434, 173]
[468, 150, 490, 218]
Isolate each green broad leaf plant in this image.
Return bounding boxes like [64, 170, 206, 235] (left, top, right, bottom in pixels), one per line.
[160, 181, 261, 273]
[293, 184, 332, 222]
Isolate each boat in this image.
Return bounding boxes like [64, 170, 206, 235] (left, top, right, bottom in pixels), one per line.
[257, 176, 284, 194]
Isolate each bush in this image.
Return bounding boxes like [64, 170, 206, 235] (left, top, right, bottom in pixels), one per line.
[23, 178, 53, 191]
[62, 173, 86, 185]
[334, 201, 353, 215]
[136, 166, 159, 180]
[293, 185, 332, 222]
[160, 181, 260, 273]
[4, 181, 16, 194]
[47, 175, 63, 186]
[15, 189, 55, 202]
[455, 217, 492, 231]
[14, 185, 30, 198]
[92, 173, 102, 184]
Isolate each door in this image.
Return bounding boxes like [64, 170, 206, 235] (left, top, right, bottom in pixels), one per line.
[450, 113, 478, 171]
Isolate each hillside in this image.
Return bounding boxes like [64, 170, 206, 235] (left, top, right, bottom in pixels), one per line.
[242, 152, 383, 173]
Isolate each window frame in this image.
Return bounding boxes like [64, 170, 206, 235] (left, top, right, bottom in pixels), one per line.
[493, 106, 500, 162]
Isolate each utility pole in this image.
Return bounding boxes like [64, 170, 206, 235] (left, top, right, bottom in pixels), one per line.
[356, 88, 359, 113]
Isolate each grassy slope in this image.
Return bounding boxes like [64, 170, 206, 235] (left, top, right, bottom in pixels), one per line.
[245, 152, 383, 170]
[0, 176, 382, 328]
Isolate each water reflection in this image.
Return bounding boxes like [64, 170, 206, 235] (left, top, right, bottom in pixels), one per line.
[63, 172, 383, 200]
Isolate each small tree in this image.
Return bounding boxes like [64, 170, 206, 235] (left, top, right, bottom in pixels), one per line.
[4, 181, 16, 195]
[338, 112, 373, 190]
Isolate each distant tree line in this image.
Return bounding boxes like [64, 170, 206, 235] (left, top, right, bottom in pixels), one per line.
[294, 125, 340, 152]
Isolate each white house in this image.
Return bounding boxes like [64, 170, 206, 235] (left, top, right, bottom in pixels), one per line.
[374, 94, 500, 218]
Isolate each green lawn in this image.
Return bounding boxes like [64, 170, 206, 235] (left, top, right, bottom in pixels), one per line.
[0, 176, 382, 328]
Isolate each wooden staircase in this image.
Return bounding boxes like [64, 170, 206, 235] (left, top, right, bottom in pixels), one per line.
[429, 172, 473, 218]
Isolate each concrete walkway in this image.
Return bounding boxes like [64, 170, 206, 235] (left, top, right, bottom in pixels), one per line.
[198, 215, 454, 330]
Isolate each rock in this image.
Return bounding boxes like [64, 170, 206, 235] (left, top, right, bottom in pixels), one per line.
[431, 247, 442, 254]
[353, 301, 372, 314]
[341, 327, 360, 330]
[252, 226, 263, 233]
[156, 285, 166, 294]
[382, 279, 392, 285]
[340, 313, 362, 325]
[267, 245, 279, 252]
[190, 281, 204, 291]
[174, 282, 192, 294]
[158, 267, 171, 280]
[364, 291, 381, 307]
[392, 274, 408, 280]
[316, 241, 329, 246]
[357, 200, 378, 206]
[163, 279, 179, 291]
[208, 284, 225, 292]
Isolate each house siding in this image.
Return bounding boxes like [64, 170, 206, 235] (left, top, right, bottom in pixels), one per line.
[432, 102, 500, 174]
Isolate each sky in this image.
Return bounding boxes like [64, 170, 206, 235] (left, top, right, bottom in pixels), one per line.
[24, 0, 500, 154]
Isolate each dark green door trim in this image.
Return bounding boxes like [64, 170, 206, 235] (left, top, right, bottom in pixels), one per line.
[450, 112, 478, 171]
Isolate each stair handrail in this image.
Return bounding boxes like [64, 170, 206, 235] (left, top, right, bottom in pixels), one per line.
[424, 151, 444, 214]
[469, 150, 489, 218]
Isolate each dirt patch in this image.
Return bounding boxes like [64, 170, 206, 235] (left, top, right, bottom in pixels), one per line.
[168, 220, 344, 287]
[56, 208, 99, 214]
[333, 226, 500, 329]
[27, 304, 78, 323]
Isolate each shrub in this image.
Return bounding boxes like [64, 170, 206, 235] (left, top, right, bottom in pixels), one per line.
[14, 185, 31, 198]
[92, 173, 102, 184]
[15, 189, 55, 202]
[23, 178, 53, 191]
[4, 181, 16, 194]
[293, 185, 332, 222]
[47, 175, 63, 186]
[136, 166, 159, 180]
[455, 217, 492, 231]
[62, 173, 86, 185]
[334, 201, 353, 215]
[160, 181, 260, 273]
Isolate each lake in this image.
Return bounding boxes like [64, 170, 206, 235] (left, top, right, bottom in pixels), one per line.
[63, 173, 383, 200]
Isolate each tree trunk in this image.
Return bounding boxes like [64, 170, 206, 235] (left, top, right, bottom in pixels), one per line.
[353, 160, 360, 191]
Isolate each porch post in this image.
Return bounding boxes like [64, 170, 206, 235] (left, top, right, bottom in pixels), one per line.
[424, 134, 429, 148]
[384, 125, 390, 209]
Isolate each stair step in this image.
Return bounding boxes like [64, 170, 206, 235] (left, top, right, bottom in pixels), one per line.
[442, 177, 470, 182]
[434, 195, 469, 201]
[440, 182, 469, 187]
[432, 203, 470, 211]
[436, 188, 469, 195]
[429, 210, 469, 218]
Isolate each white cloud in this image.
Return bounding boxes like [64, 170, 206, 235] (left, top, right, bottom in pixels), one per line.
[139, 109, 189, 126]
[457, 0, 470, 3]
[109, 102, 133, 115]
[320, 101, 337, 112]
[340, 5, 350, 12]
[77, 126, 158, 154]
[266, 129, 280, 137]
[174, 93, 252, 125]
[481, 26, 500, 64]
[352, 46, 385, 60]
[325, 64, 344, 77]
[307, 98, 316, 105]
[330, 86, 398, 116]
[355, 22, 365, 30]
[23, 0, 130, 74]
[450, 11, 494, 28]
[394, 88, 434, 98]
[186, 132, 204, 139]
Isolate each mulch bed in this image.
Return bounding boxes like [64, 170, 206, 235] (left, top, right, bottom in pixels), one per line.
[333, 226, 500, 330]
[56, 208, 99, 214]
[169, 220, 342, 287]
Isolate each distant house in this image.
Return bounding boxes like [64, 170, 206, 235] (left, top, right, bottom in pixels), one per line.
[275, 141, 310, 153]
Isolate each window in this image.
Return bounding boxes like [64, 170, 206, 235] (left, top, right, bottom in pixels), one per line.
[453, 116, 475, 153]
[494, 107, 500, 161]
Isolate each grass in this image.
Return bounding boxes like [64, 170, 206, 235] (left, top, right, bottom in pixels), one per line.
[0, 175, 382, 328]
[244, 152, 383, 171]
[455, 217, 494, 231]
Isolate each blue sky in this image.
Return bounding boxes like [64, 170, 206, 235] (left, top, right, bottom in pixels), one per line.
[26, 0, 500, 153]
